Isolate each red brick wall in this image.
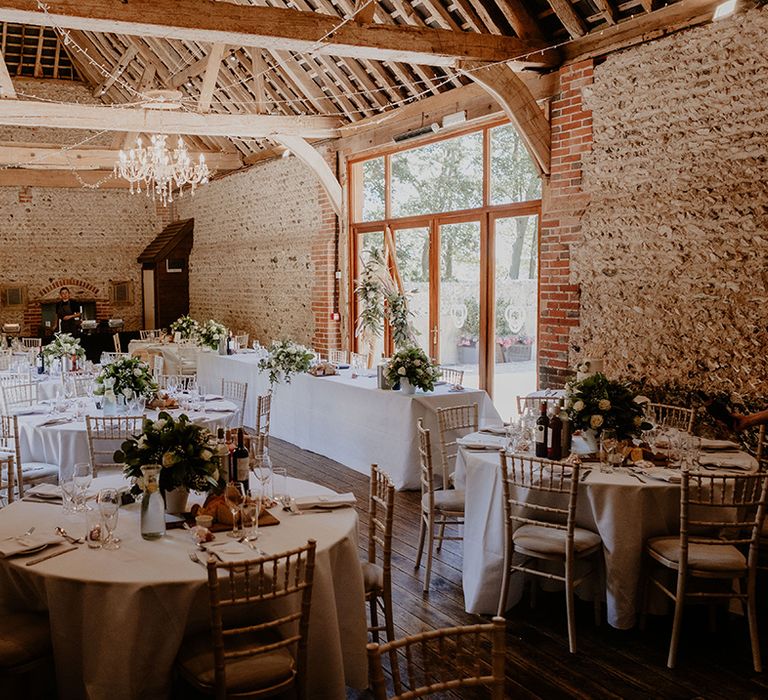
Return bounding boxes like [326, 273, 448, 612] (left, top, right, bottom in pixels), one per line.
[538, 59, 594, 389]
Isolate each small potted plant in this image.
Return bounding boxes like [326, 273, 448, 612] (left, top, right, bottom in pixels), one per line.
[386, 346, 441, 395]
[505, 333, 534, 362]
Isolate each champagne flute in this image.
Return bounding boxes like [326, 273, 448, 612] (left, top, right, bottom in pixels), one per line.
[73, 462, 92, 511]
[240, 496, 262, 551]
[224, 481, 245, 538]
[600, 430, 619, 472]
[97, 488, 120, 550]
[251, 447, 273, 501]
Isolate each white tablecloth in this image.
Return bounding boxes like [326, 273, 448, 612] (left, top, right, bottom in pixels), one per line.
[16, 399, 240, 471]
[0, 474, 366, 700]
[455, 440, 758, 629]
[197, 353, 501, 490]
[0, 371, 61, 401]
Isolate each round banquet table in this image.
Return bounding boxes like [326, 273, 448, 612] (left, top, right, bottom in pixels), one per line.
[15, 397, 240, 471]
[454, 436, 758, 629]
[0, 474, 367, 700]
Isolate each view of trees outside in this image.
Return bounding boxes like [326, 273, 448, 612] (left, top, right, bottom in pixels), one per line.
[353, 124, 540, 409]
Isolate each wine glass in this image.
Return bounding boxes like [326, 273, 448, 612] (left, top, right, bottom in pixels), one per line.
[272, 467, 289, 509]
[166, 376, 179, 397]
[251, 447, 273, 501]
[506, 417, 523, 455]
[73, 462, 92, 511]
[223, 481, 245, 538]
[97, 488, 120, 550]
[240, 496, 262, 551]
[600, 430, 620, 472]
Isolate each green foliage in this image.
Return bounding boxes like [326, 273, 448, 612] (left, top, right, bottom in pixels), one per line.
[94, 355, 158, 400]
[258, 340, 314, 385]
[170, 315, 199, 340]
[43, 332, 85, 360]
[386, 346, 441, 392]
[116, 412, 221, 495]
[565, 373, 648, 440]
[197, 319, 227, 350]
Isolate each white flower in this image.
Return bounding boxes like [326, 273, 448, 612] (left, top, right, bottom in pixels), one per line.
[598, 399, 611, 411]
[398, 366, 406, 376]
[201, 449, 212, 461]
[590, 414, 604, 429]
[414, 360, 421, 366]
[122, 388, 132, 398]
[133, 368, 142, 377]
[573, 400, 585, 413]
[137, 436, 147, 449]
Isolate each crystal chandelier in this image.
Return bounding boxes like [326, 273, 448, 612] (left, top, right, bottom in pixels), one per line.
[114, 134, 210, 206]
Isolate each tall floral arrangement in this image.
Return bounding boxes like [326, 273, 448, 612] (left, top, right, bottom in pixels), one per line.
[115, 412, 222, 495]
[258, 340, 315, 385]
[170, 315, 199, 341]
[565, 372, 649, 440]
[197, 319, 227, 350]
[43, 332, 85, 360]
[94, 356, 158, 400]
[386, 346, 441, 392]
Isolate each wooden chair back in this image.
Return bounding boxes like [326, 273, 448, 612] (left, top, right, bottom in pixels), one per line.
[678, 471, 768, 574]
[500, 451, 580, 547]
[101, 351, 129, 365]
[515, 395, 561, 417]
[0, 455, 14, 506]
[416, 418, 436, 505]
[149, 353, 164, 379]
[139, 330, 162, 340]
[328, 349, 349, 365]
[367, 464, 395, 582]
[235, 333, 249, 349]
[64, 374, 94, 398]
[221, 379, 248, 420]
[366, 617, 507, 700]
[21, 338, 41, 349]
[0, 416, 17, 503]
[256, 391, 272, 441]
[435, 403, 478, 487]
[438, 366, 464, 386]
[350, 351, 369, 369]
[648, 402, 694, 433]
[86, 415, 145, 476]
[205, 539, 317, 700]
[0, 354, 12, 371]
[1, 382, 37, 414]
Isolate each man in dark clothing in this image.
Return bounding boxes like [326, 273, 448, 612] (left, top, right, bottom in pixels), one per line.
[55, 287, 81, 333]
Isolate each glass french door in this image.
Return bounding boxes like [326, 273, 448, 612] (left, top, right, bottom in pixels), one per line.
[491, 213, 539, 419]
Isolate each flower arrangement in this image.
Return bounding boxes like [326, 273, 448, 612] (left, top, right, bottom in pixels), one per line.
[197, 319, 227, 350]
[115, 412, 222, 496]
[170, 315, 199, 341]
[94, 355, 158, 400]
[258, 339, 315, 385]
[43, 332, 85, 360]
[565, 372, 650, 440]
[386, 346, 441, 392]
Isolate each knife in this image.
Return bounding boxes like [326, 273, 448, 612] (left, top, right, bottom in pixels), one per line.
[25, 544, 78, 566]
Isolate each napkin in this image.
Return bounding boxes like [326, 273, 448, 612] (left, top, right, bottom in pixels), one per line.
[25, 484, 62, 500]
[206, 407, 234, 413]
[205, 394, 224, 402]
[38, 416, 73, 427]
[458, 435, 505, 450]
[698, 452, 754, 470]
[479, 425, 508, 436]
[201, 541, 261, 564]
[0, 534, 62, 558]
[12, 406, 47, 416]
[293, 492, 356, 510]
[636, 465, 682, 483]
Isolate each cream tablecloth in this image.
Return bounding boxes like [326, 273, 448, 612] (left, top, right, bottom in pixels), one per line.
[15, 398, 240, 471]
[197, 353, 501, 490]
[0, 474, 366, 700]
[454, 438, 758, 629]
[127, 341, 203, 376]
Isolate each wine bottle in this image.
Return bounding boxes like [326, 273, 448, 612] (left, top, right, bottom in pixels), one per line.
[232, 428, 250, 494]
[37, 346, 45, 375]
[226, 332, 233, 356]
[216, 428, 229, 481]
[548, 404, 563, 460]
[560, 400, 572, 458]
[535, 402, 549, 458]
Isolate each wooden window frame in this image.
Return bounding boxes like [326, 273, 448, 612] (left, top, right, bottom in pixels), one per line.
[347, 119, 542, 396]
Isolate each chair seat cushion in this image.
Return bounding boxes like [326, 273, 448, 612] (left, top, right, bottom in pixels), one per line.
[177, 628, 295, 693]
[513, 524, 602, 557]
[422, 489, 465, 513]
[361, 560, 384, 592]
[647, 536, 747, 572]
[0, 612, 51, 669]
[20, 463, 58, 480]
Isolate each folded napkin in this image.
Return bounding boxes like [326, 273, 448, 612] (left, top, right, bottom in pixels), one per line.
[698, 438, 741, 451]
[38, 416, 73, 427]
[206, 407, 234, 413]
[293, 492, 356, 510]
[698, 452, 754, 470]
[12, 406, 48, 416]
[479, 425, 508, 436]
[25, 484, 62, 500]
[0, 534, 62, 558]
[635, 465, 682, 483]
[205, 394, 224, 402]
[458, 434, 506, 450]
[202, 541, 262, 564]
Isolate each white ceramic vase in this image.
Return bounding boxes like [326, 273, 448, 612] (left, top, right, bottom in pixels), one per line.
[163, 486, 189, 514]
[400, 378, 416, 395]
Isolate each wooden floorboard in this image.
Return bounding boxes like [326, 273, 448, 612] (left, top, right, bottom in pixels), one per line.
[268, 437, 768, 700]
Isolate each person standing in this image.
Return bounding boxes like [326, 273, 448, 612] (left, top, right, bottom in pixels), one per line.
[55, 287, 81, 334]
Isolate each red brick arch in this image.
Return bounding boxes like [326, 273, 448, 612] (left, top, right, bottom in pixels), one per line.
[38, 278, 101, 299]
[24, 278, 112, 336]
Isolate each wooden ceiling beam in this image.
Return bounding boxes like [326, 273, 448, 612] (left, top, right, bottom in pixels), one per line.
[0, 0, 554, 67]
[592, 0, 619, 25]
[563, 0, 728, 63]
[0, 143, 243, 170]
[0, 49, 17, 98]
[197, 42, 225, 113]
[547, 0, 587, 38]
[92, 43, 138, 97]
[354, 0, 377, 25]
[0, 168, 128, 188]
[494, 1, 544, 41]
[249, 47, 267, 115]
[0, 100, 341, 138]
